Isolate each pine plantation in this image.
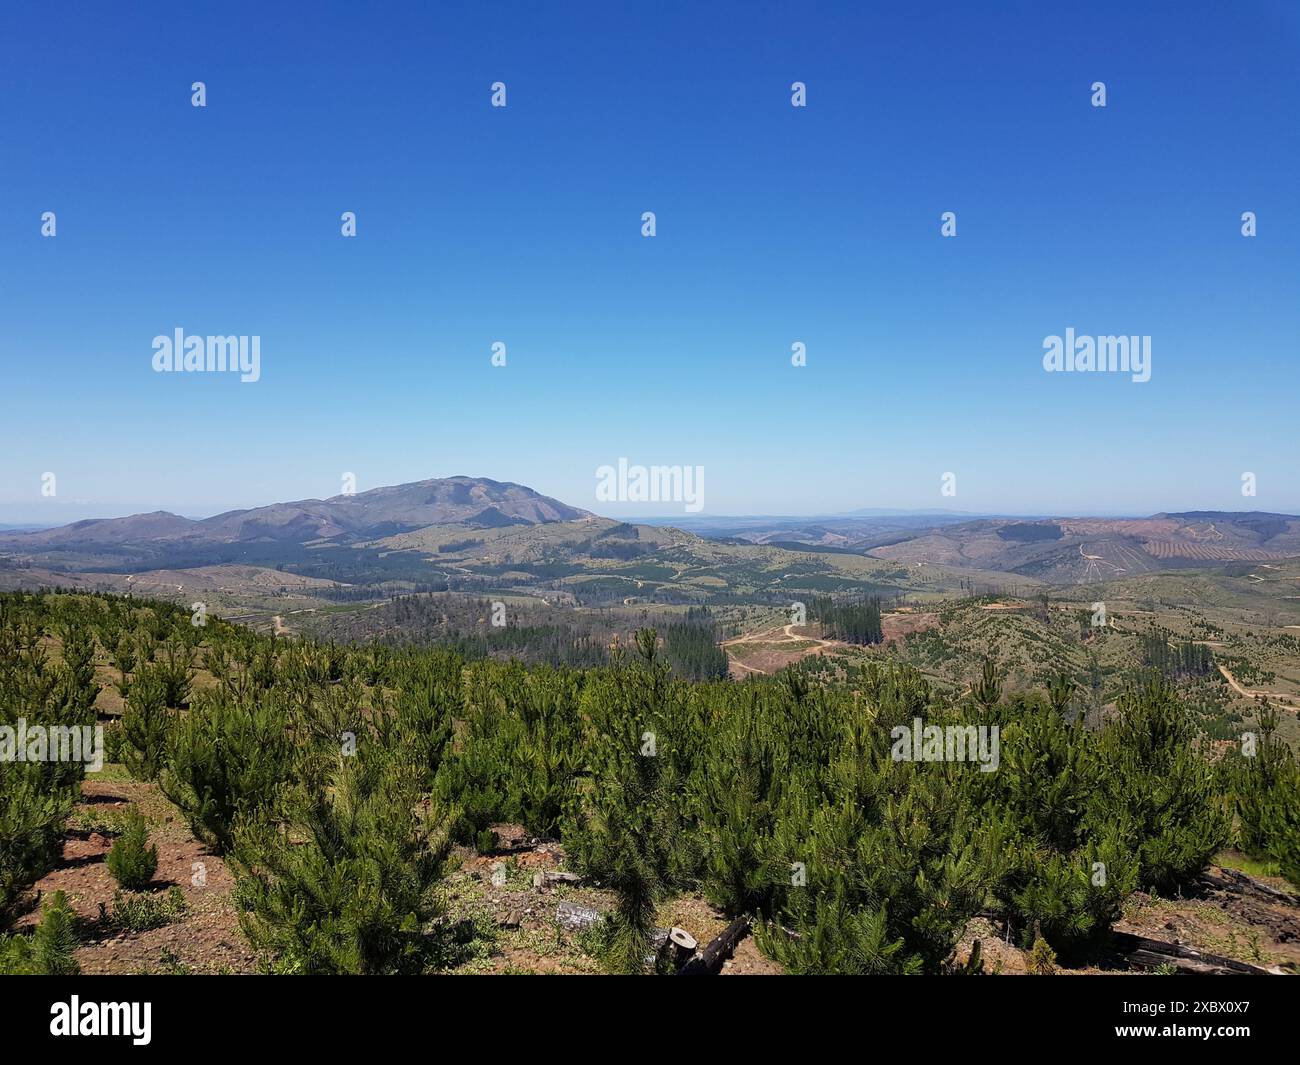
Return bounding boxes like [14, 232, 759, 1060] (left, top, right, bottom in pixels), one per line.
[0, 588, 1292, 974]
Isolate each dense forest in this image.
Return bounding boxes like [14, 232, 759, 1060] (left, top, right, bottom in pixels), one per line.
[661, 610, 729, 681]
[1140, 629, 1216, 679]
[809, 594, 884, 645]
[1, 589, 1297, 975]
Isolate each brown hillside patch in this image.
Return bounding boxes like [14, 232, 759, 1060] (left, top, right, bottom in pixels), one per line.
[883, 611, 938, 643]
[17, 772, 256, 975]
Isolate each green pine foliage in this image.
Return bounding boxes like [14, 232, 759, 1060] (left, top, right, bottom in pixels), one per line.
[0, 590, 1261, 974]
[433, 660, 582, 842]
[1221, 704, 1300, 889]
[231, 756, 456, 974]
[0, 889, 80, 975]
[106, 808, 158, 890]
[564, 631, 692, 972]
[160, 692, 294, 853]
[120, 668, 173, 780]
[0, 766, 74, 925]
[1091, 678, 1227, 894]
[972, 698, 1136, 952]
[809, 595, 884, 645]
[661, 618, 729, 681]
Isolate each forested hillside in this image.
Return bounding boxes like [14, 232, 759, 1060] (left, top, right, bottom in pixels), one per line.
[2, 590, 1297, 975]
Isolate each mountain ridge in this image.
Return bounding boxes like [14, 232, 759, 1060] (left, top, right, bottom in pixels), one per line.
[0, 477, 591, 549]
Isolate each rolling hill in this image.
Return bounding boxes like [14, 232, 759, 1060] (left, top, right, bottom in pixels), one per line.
[4, 479, 1298, 619]
[865, 513, 1300, 584]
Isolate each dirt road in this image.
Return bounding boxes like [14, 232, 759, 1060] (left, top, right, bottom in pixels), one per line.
[1217, 664, 1298, 708]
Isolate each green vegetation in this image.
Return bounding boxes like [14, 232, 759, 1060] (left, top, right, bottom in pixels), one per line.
[809, 595, 884, 644]
[0, 587, 1292, 978]
[104, 886, 188, 933]
[1219, 705, 1300, 887]
[106, 808, 158, 890]
[0, 890, 80, 975]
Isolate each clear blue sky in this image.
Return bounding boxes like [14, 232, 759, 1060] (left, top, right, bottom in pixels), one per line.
[2, 0, 1297, 522]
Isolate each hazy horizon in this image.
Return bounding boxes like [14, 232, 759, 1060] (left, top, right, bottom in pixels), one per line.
[3, 470, 1299, 528]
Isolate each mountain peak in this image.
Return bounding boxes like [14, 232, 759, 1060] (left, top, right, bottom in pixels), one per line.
[0, 477, 591, 550]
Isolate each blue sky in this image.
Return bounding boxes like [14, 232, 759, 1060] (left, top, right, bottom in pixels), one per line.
[2, 0, 1298, 522]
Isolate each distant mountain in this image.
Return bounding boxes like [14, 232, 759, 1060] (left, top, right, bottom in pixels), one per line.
[837, 507, 989, 518]
[8, 510, 200, 546]
[4, 481, 1298, 602]
[639, 512, 979, 546]
[867, 514, 1300, 582]
[195, 477, 589, 543]
[0, 477, 591, 553]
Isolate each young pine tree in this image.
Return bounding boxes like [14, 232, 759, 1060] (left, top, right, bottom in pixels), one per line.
[120, 669, 173, 781]
[0, 890, 80, 975]
[160, 693, 294, 853]
[1090, 678, 1226, 894]
[231, 755, 456, 975]
[107, 808, 158, 890]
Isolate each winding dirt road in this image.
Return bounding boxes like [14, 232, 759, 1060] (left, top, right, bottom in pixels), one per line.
[1217, 664, 1298, 708]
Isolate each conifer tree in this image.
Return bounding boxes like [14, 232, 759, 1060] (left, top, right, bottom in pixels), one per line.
[232, 755, 456, 974]
[1090, 678, 1226, 894]
[107, 808, 158, 890]
[161, 692, 293, 853]
[121, 669, 173, 781]
[565, 631, 684, 973]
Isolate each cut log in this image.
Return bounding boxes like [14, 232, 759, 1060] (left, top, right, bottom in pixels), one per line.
[1200, 867, 1300, 907]
[1112, 931, 1282, 976]
[678, 917, 752, 975]
[668, 927, 698, 968]
[534, 870, 583, 891]
[540, 871, 583, 888]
